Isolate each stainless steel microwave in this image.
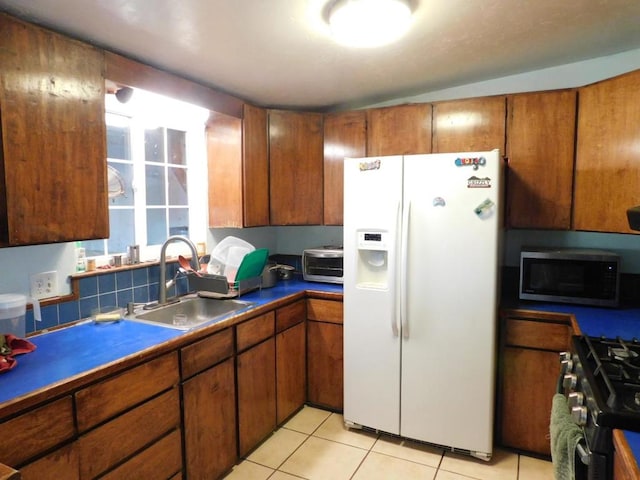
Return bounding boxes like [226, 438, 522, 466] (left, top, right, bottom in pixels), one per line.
[519, 247, 620, 307]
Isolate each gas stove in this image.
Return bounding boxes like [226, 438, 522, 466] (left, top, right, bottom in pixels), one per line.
[572, 335, 640, 432]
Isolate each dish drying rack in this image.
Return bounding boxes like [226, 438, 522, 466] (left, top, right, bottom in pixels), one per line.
[186, 273, 262, 299]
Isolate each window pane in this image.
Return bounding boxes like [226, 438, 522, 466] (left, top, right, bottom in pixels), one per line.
[107, 124, 131, 160]
[145, 165, 166, 205]
[167, 129, 186, 165]
[108, 162, 134, 207]
[169, 208, 189, 237]
[168, 167, 188, 205]
[145, 127, 165, 163]
[109, 209, 135, 253]
[84, 238, 106, 257]
[146, 208, 167, 245]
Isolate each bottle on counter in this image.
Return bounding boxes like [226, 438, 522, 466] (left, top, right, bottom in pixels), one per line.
[75, 241, 87, 272]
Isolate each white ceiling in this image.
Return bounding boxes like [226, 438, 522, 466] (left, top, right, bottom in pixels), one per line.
[1, 0, 640, 111]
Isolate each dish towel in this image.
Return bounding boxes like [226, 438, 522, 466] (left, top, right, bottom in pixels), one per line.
[0, 334, 36, 373]
[550, 393, 585, 480]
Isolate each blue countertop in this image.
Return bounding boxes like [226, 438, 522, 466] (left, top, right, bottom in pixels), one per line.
[0, 278, 342, 406]
[513, 300, 640, 468]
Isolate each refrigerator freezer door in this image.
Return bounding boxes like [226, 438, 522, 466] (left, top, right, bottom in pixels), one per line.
[400, 150, 501, 455]
[343, 156, 403, 435]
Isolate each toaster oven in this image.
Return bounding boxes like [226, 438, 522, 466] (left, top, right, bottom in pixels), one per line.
[303, 246, 343, 284]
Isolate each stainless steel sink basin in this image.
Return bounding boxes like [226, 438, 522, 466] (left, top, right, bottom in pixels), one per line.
[128, 295, 254, 330]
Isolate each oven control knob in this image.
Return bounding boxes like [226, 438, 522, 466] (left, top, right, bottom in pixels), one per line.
[571, 405, 588, 426]
[563, 373, 577, 389]
[568, 392, 584, 407]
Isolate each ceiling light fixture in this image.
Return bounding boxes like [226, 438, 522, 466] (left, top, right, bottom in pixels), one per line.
[328, 0, 413, 48]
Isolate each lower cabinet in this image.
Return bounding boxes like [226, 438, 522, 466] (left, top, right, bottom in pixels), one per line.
[276, 300, 307, 424]
[613, 430, 640, 480]
[236, 312, 277, 457]
[181, 328, 237, 480]
[498, 310, 572, 456]
[306, 299, 344, 411]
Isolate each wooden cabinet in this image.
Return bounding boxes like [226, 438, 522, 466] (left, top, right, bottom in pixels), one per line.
[323, 111, 367, 225]
[506, 90, 576, 229]
[75, 352, 181, 478]
[432, 96, 506, 153]
[366, 104, 432, 156]
[613, 430, 640, 480]
[236, 312, 277, 456]
[498, 310, 572, 456]
[0, 13, 108, 245]
[306, 298, 344, 411]
[18, 444, 79, 480]
[574, 69, 640, 233]
[207, 104, 269, 227]
[276, 300, 307, 424]
[269, 110, 323, 225]
[181, 329, 237, 480]
[0, 396, 75, 470]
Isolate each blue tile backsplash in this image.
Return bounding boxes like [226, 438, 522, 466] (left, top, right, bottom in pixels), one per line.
[26, 262, 189, 335]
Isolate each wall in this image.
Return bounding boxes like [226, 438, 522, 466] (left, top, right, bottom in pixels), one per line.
[2, 48, 640, 301]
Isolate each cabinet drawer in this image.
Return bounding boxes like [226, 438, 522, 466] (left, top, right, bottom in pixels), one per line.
[99, 428, 182, 480]
[504, 318, 570, 351]
[75, 352, 179, 431]
[181, 328, 234, 379]
[20, 443, 79, 480]
[307, 299, 343, 324]
[236, 311, 275, 352]
[0, 396, 75, 467]
[78, 387, 180, 479]
[276, 300, 306, 333]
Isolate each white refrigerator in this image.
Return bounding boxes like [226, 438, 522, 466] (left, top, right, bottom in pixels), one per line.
[343, 150, 502, 461]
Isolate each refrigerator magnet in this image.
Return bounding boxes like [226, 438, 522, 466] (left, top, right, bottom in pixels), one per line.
[433, 197, 446, 207]
[474, 198, 495, 219]
[467, 176, 492, 188]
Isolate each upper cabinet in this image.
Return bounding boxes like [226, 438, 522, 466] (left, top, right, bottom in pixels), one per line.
[573, 70, 640, 233]
[269, 110, 324, 225]
[323, 111, 367, 226]
[432, 96, 506, 153]
[506, 90, 577, 230]
[0, 14, 109, 245]
[366, 104, 432, 156]
[207, 104, 269, 228]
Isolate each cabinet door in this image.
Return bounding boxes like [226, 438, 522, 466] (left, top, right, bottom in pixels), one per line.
[20, 444, 79, 480]
[237, 338, 276, 456]
[323, 111, 367, 225]
[0, 14, 108, 245]
[307, 321, 343, 411]
[243, 104, 270, 226]
[366, 104, 432, 156]
[506, 90, 576, 229]
[500, 347, 559, 455]
[207, 104, 269, 227]
[276, 322, 306, 424]
[207, 112, 243, 227]
[269, 110, 323, 225]
[432, 96, 506, 153]
[574, 70, 640, 233]
[183, 358, 237, 480]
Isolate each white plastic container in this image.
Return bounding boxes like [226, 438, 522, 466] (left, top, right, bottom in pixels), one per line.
[0, 294, 41, 338]
[207, 236, 255, 279]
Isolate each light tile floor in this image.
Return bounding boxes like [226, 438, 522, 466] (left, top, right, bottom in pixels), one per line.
[223, 406, 554, 480]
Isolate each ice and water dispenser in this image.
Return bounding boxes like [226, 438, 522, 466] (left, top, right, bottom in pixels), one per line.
[355, 230, 390, 289]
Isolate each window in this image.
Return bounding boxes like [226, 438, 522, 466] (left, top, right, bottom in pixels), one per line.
[84, 89, 209, 260]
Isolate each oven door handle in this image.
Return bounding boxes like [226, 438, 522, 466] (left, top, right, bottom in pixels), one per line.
[576, 441, 590, 466]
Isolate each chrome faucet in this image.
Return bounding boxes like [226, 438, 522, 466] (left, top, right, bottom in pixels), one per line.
[157, 235, 200, 306]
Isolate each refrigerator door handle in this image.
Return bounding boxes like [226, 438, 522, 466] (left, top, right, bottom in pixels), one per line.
[400, 199, 410, 339]
[392, 201, 401, 337]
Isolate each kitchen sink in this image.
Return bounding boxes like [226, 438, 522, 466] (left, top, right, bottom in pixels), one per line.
[128, 295, 254, 330]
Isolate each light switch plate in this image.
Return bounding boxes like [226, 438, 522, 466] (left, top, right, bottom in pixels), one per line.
[30, 271, 58, 300]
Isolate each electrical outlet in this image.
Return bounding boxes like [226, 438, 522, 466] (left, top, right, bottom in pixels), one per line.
[30, 271, 58, 300]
